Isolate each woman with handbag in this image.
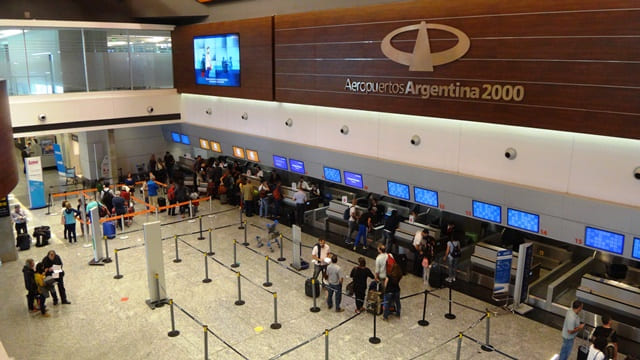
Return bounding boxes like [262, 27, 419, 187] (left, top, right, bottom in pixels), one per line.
[349, 257, 374, 314]
[34, 262, 51, 317]
[421, 236, 435, 287]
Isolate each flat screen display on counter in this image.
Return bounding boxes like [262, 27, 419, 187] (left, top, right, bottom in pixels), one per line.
[633, 238, 640, 259]
[344, 171, 363, 189]
[273, 155, 288, 170]
[289, 159, 305, 174]
[210, 141, 222, 153]
[387, 181, 410, 200]
[507, 208, 540, 233]
[414, 187, 438, 207]
[199, 139, 210, 150]
[472, 200, 502, 223]
[585, 227, 624, 255]
[193, 33, 240, 87]
[232, 146, 245, 159]
[171, 132, 181, 143]
[246, 149, 259, 162]
[180, 134, 191, 145]
[323, 166, 342, 183]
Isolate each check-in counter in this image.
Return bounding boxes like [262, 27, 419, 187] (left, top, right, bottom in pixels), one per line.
[325, 200, 366, 236]
[577, 274, 640, 320]
[377, 201, 410, 219]
[395, 221, 441, 249]
[326, 187, 357, 204]
[280, 186, 320, 210]
[177, 156, 196, 173]
[470, 242, 541, 290]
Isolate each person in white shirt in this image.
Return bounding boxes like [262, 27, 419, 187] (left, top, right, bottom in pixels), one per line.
[411, 228, 428, 275]
[311, 238, 330, 283]
[374, 243, 388, 284]
[297, 177, 311, 191]
[344, 199, 358, 245]
[258, 179, 270, 218]
[587, 337, 607, 360]
[293, 187, 307, 227]
[11, 204, 28, 237]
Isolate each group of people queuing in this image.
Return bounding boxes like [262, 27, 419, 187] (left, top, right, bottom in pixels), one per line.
[22, 250, 71, 318]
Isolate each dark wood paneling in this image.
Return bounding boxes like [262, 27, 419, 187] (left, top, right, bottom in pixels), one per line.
[0, 81, 18, 198]
[273, 0, 640, 139]
[173, 17, 273, 101]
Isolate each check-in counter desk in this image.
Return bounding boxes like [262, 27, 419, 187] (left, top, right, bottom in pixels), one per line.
[280, 186, 320, 214]
[395, 221, 441, 250]
[177, 156, 196, 174]
[326, 188, 357, 204]
[377, 201, 411, 219]
[325, 200, 366, 236]
[470, 242, 542, 290]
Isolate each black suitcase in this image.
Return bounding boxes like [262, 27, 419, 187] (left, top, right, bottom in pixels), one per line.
[33, 226, 51, 247]
[429, 262, 445, 289]
[157, 197, 167, 212]
[305, 278, 320, 298]
[17, 234, 31, 251]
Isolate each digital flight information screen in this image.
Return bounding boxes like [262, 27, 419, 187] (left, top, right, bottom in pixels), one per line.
[507, 208, 540, 233]
[584, 227, 624, 255]
[472, 200, 502, 223]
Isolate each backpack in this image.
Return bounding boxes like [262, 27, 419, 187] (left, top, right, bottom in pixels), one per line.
[343, 206, 351, 221]
[273, 186, 282, 200]
[451, 242, 461, 258]
[98, 205, 108, 218]
[167, 185, 176, 201]
[385, 253, 396, 275]
[389, 262, 403, 282]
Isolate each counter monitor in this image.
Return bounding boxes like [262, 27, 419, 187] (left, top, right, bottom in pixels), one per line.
[273, 155, 288, 170]
[171, 132, 181, 143]
[194, 33, 240, 87]
[507, 208, 540, 233]
[232, 146, 245, 159]
[585, 227, 624, 255]
[633, 238, 640, 260]
[199, 138, 210, 150]
[344, 171, 363, 189]
[246, 149, 259, 162]
[387, 181, 410, 200]
[210, 141, 222, 153]
[323, 166, 342, 183]
[472, 200, 502, 223]
[180, 134, 191, 145]
[289, 158, 305, 174]
[414, 186, 438, 207]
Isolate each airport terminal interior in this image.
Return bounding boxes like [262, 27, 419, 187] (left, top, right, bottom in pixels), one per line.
[0, 1, 639, 360]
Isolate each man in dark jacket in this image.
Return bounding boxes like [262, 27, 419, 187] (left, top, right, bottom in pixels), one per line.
[42, 250, 70, 305]
[22, 258, 39, 312]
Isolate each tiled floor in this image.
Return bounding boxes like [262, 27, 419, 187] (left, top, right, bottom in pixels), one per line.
[0, 158, 575, 359]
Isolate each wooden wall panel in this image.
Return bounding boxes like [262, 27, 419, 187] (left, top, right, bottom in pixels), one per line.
[274, 0, 640, 139]
[173, 17, 273, 101]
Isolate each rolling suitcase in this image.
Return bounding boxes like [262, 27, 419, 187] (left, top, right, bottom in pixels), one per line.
[366, 281, 383, 315]
[576, 329, 590, 360]
[17, 233, 31, 251]
[157, 197, 167, 212]
[305, 278, 320, 298]
[429, 262, 445, 289]
[103, 221, 116, 239]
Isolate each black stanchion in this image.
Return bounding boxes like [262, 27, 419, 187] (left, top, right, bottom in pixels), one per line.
[270, 293, 281, 330]
[173, 235, 182, 263]
[203, 253, 212, 283]
[241, 221, 249, 246]
[310, 278, 320, 313]
[231, 239, 239, 268]
[263, 256, 272, 287]
[103, 236, 112, 263]
[277, 234, 286, 262]
[481, 310, 494, 352]
[238, 208, 244, 229]
[235, 272, 245, 306]
[168, 299, 180, 337]
[445, 285, 456, 320]
[456, 333, 462, 360]
[203, 325, 209, 360]
[325, 329, 329, 360]
[207, 228, 215, 256]
[46, 193, 51, 215]
[154, 273, 165, 308]
[418, 289, 430, 326]
[197, 216, 205, 240]
[113, 249, 123, 279]
[369, 311, 381, 344]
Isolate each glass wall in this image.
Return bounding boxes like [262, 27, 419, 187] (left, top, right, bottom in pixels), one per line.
[0, 27, 172, 96]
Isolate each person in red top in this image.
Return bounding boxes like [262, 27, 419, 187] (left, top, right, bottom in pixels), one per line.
[167, 180, 177, 216]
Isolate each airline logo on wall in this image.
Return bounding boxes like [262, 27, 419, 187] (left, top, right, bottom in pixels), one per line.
[344, 21, 526, 103]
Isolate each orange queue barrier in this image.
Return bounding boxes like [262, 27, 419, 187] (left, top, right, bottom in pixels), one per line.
[99, 208, 153, 223]
[51, 188, 97, 198]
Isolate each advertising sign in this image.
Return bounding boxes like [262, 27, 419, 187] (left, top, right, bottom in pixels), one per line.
[53, 143, 65, 176]
[493, 249, 512, 296]
[26, 156, 46, 209]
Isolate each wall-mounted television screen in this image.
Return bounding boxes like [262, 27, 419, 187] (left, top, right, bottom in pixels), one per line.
[507, 208, 540, 233]
[289, 159, 305, 174]
[387, 181, 410, 200]
[323, 166, 342, 183]
[210, 141, 222, 153]
[472, 200, 501, 223]
[171, 132, 181, 143]
[273, 155, 288, 170]
[414, 186, 438, 207]
[585, 227, 624, 255]
[180, 134, 191, 145]
[199, 139, 210, 150]
[633, 237, 640, 259]
[232, 146, 245, 159]
[194, 33, 240, 87]
[246, 149, 259, 162]
[344, 171, 363, 189]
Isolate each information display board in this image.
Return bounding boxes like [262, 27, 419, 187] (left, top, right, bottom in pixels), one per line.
[387, 181, 410, 200]
[343, 171, 363, 189]
[210, 141, 222, 153]
[199, 139, 210, 150]
[171, 132, 181, 143]
[180, 134, 191, 145]
[323, 166, 342, 183]
[633, 238, 640, 260]
[232, 146, 245, 159]
[472, 200, 501, 223]
[507, 208, 540, 233]
[273, 155, 288, 170]
[585, 227, 625, 255]
[289, 159, 305, 174]
[246, 149, 259, 162]
[414, 186, 438, 207]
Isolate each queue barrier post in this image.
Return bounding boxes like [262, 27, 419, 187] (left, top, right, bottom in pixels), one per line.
[197, 216, 205, 240]
[230, 239, 239, 268]
[418, 289, 430, 326]
[113, 249, 123, 279]
[203, 325, 209, 360]
[234, 272, 245, 306]
[241, 221, 249, 246]
[168, 299, 180, 337]
[263, 256, 272, 287]
[46, 193, 52, 215]
[173, 235, 182, 263]
[445, 284, 456, 320]
[238, 207, 244, 229]
[369, 309, 381, 344]
[325, 329, 329, 360]
[202, 253, 212, 283]
[277, 234, 286, 262]
[270, 292, 281, 330]
[154, 273, 165, 308]
[456, 333, 462, 360]
[207, 228, 215, 256]
[310, 278, 320, 313]
[481, 309, 494, 352]
[102, 235, 113, 263]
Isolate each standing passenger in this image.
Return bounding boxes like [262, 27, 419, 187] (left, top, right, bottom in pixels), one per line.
[325, 254, 344, 313]
[350, 257, 374, 313]
[558, 300, 585, 360]
[293, 186, 307, 227]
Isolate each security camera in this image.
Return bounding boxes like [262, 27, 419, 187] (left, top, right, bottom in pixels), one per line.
[634, 167, 640, 180]
[410, 135, 421, 146]
[146, 106, 154, 114]
[340, 125, 349, 135]
[205, 108, 212, 115]
[504, 147, 517, 160]
[241, 112, 248, 120]
[285, 118, 293, 127]
[38, 113, 47, 121]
